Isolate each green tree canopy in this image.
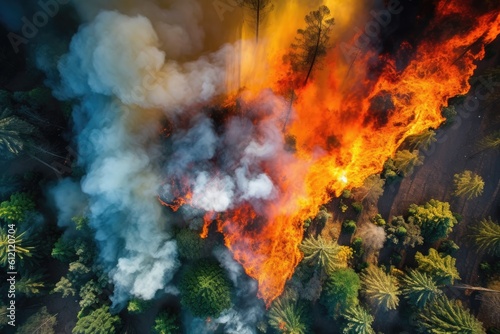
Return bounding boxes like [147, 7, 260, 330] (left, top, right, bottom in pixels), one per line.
[393, 150, 424, 176]
[417, 296, 485, 334]
[453, 170, 484, 199]
[342, 305, 375, 334]
[400, 269, 442, 309]
[385, 215, 423, 249]
[175, 228, 208, 261]
[152, 311, 180, 334]
[321, 268, 361, 316]
[127, 298, 153, 314]
[72, 305, 121, 334]
[53, 276, 76, 298]
[415, 248, 460, 285]
[0, 229, 34, 267]
[17, 306, 57, 334]
[0, 192, 35, 223]
[408, 199, 457, 243]
[406, 129, 437, 151]
[17, 273, 45, 297]
[299, 235, 352, 275]
[471, 217, 500, 256]
[179, 261, 232, 318]
[360, 266, 400, 311]
[268, 294, 309, 334]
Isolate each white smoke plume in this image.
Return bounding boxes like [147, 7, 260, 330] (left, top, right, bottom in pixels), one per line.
[52, 2, 239, 307]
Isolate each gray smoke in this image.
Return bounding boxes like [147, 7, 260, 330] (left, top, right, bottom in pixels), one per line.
[52, 3, 239, 307]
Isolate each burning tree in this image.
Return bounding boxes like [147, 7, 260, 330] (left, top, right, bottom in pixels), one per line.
[237, 0, 274, 42]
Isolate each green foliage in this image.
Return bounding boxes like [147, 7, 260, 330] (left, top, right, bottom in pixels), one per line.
[478, 131, 500, 151]
[401, 270, 441, 309]
[352, 202, 363, 213]
[353, 174, 385, 204]
[0, 192, 35, 223]
[152, 311, 180, 334]
[406, 129, 437, 151]
[285, 5, 335, 86]
[17, 273, 45, 297]
[441, 106, 457, 126]
[342, 189, 352, 199]
[415, 248, 460, 285]
[0, 109, 36, 158]
[0, 229, 34, 266]
[321, 268, 361, 316]
[371, 214, 386, 227]
[438, 240, 460, 256]
[299, 235, 352, 274]
[343, 220, 357, 234]
[471, 217, 500, 256]
[79, 280, 103, 310]
[73, 305, 121, 334]
[180, 261, 232, 318]
[268, 294, 309, 334]
[453, 170, 484, 199]
[53, 276, 76, 297]
[360, 266, 400, 311]
[392, 150, 424, 176]
[408, 199, 457, 243]
[52, 237, 77, 262]
[385, 216, 423, 249]
[342, 305, 375, 334]
[417, 296, 485, 334]
[176, 228, 207, 260]
[17, 306, 57, 334]
[127, 298, 152, 314]
[13, 87, 52, 109]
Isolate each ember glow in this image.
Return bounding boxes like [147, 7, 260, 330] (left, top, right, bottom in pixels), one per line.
[155, 0, 500, 306]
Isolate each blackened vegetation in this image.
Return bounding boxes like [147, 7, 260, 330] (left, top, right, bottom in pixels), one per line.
[365, 92, 395, 128]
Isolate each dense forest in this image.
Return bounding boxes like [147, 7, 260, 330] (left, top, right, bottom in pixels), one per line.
[0, 0, 500, 333]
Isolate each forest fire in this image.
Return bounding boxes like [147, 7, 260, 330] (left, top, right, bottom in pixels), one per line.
[158, 0, 500, 306]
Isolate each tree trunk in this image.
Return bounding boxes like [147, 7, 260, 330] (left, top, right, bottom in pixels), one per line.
[282, 90, 296, 133]
[304, 22, 323, 86]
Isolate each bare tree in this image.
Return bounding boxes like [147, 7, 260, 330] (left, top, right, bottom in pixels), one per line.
[237, 0, 273, 43]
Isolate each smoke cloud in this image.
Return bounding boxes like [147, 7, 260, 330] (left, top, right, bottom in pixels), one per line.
[51, 1, 240, 307]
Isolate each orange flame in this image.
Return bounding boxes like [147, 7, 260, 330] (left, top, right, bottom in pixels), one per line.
[173, 1, 500, 306]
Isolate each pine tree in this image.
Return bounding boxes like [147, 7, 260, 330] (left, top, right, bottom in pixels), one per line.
[417, 296, 485, 334]
[453, 170, 484, 199]
[53, 276, 76, 297]
[237, 0, 273, 42]
[72, 305, 121, 334]
[408, 199, 457, 243]
[401, 269, 442, 308]
[392, 150, 424, 176]
[406, 129, 437, 151]
[342, 305, 375, 334]
[360, 266, 400, 311]
[17, 273, 45, 297]
[0, 192, 35, 223]
[152, 311, 180, 334]
[17, 306, 57, 334]
[0, 229, 34, 266]
[321, 268, 361, 316]
[299, 235, 352, 274]
[415, 248, 460, 285]
[268, 294, 309, 334]
[471, 217, 500, 256]
[286, 5, 335, 86]
[179, 261, 232, 318]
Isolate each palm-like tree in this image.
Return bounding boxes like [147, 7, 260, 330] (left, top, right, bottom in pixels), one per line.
[406, 129, 437, 151]
[453, 170, 484, 199]
[268, 294, 309, 334]
[299, 235, 352, 274]
[393, 150, 424, 176]
[418, 296, 485, 334]
[0, 108, 35, 157]
[478, 131, 500, 151]
[470, 217, 500, 256]
[0, 228, 34, 267]
[360, 266, 400, 311]
[400, 269, 442, 308]
[342, 305, 375, 334]
[17, 273, 45, 297]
